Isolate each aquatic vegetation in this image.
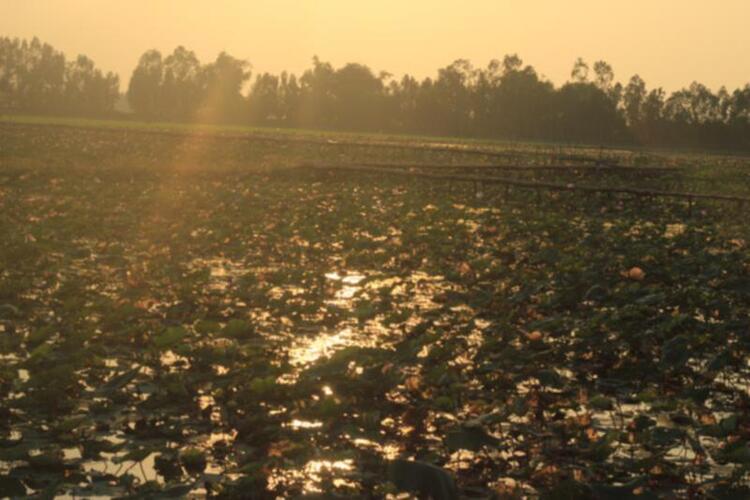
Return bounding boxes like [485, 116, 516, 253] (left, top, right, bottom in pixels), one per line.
[2, 124, 750, 497]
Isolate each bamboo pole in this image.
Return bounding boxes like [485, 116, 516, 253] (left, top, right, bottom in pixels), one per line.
[356, 161, 679, 174]
[309, 164, 750, 206]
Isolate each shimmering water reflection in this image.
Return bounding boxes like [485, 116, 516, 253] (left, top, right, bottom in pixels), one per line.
[287, 269, 454, 368]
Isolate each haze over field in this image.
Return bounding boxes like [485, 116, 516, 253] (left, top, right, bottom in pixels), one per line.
[1, 0, 749, 91]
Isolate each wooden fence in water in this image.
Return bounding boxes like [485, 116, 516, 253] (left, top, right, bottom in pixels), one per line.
[306, 163, 750, 216]
[355, 161, 679, 175]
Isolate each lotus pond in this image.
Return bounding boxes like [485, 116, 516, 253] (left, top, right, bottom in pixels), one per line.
[3, 123, 750, 498]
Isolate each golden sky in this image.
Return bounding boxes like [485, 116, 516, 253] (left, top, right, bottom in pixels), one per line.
[1, 0, 748, 91]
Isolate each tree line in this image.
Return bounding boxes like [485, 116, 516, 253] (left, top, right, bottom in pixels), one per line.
[0, 37, 119, 116]
[2, 37, 749, 151]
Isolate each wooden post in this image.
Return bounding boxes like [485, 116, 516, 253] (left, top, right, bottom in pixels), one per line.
[688, 196, 694, 217]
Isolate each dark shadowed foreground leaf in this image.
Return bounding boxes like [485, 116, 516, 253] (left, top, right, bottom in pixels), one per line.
[222, 319, 253, 338]
[444, 426, 500, 452]
[543, 479, 594, 500]
[387, 459, 458, 500]
[162, 484, 195, 497]
[100, 367, 140, 392]
[0, 475, 26, 497]
[660, 335, 689, 368]
[153, 326, 188, 349]
[0, 304, 20, 319]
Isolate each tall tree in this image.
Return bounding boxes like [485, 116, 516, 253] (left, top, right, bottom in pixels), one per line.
[63, 55, 119, 115]
[127, 50, 163, 118]
[161, 46, 202, 121]
[593, 61, 614, 91]
[571, 58, 589, 83]
[623, 75, 647, 127]
[331, 63, 386, 131]
[198, 52, 250, 123]
[247, 73, 281, 125]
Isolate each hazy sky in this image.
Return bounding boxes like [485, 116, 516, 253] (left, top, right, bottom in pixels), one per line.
[1, 0, 748, 92]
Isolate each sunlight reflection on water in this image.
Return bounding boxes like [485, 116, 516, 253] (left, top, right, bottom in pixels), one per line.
[286, 270, 452, 369]
[288, 326, 374, 366]
[268, 459, 356, 494]
[47, 265, 467, 495]
[286, 419, 324, 430]
[325, 271, 366, 303]
[190, 257, 252, 292]
[266, 268, 464, 491]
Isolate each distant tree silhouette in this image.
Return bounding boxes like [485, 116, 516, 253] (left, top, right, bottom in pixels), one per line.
[161, 46, 202, 121]
[557, 82, 627, 143]
[127, 50, 163, 119]
[63, 55, 119, 115]
[570, 58, 589, 84]
[3, 37, 750, 151]
[126, 47, 251, 123]
[330, 63, 386, 131]
[593, 61, 614, 91]
[485, 56, 556, 140]
[247, 72, 282, 125]
[198, 52, 250, 123]
[0, 37, 117, 116]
